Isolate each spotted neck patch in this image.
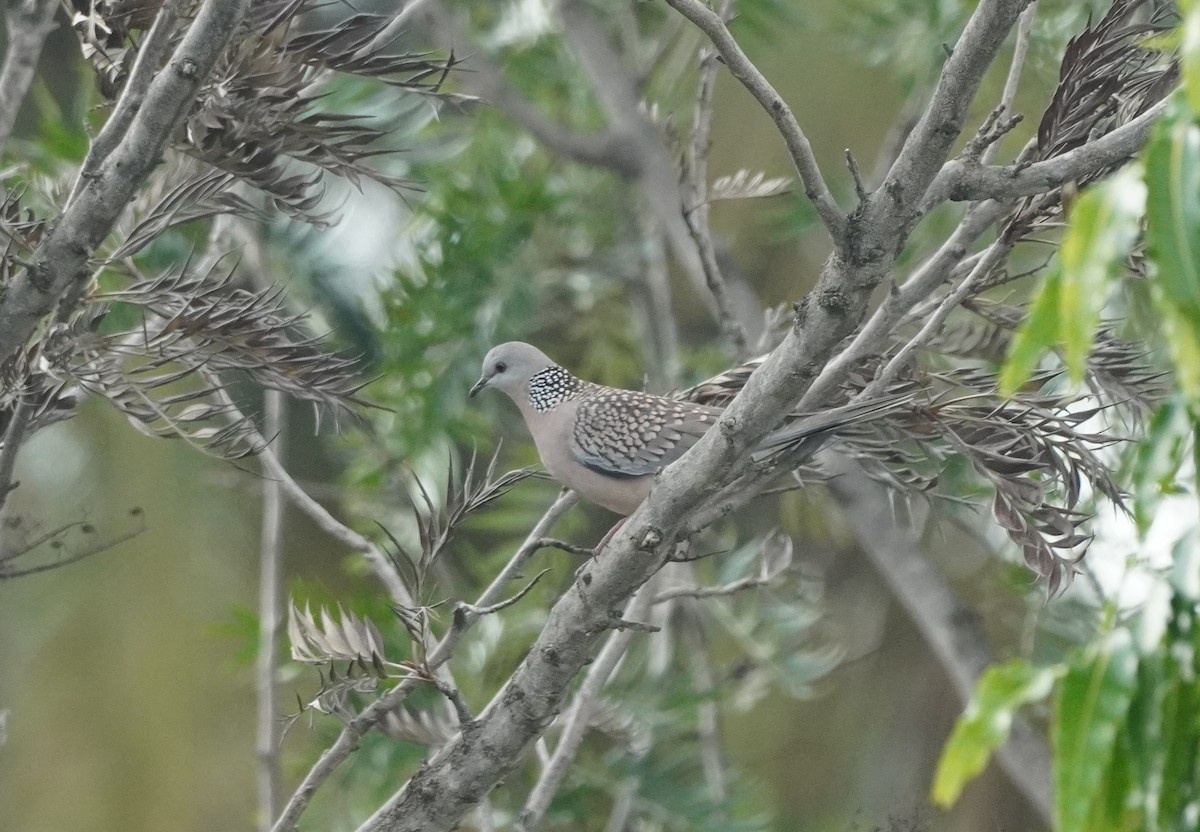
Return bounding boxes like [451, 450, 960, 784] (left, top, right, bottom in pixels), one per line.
[527, 365, 583, 412]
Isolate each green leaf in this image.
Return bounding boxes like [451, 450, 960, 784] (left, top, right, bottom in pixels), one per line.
[1054, 628, 1139, 832]
[1130, 397, 1193, 536]
[999, 270, 1062, 395]
[931, 659, 1061, 807]
[1058, 167, 1146, 381]
[1182, 0, 1200, 114]
[1000, 166, 1145, 395]
[1145, 99, 1200, 412]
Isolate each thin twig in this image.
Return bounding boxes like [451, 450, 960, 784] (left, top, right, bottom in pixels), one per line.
[863, 237, 1013, 398]
[0, 0, 59, 156]
[651, 574, 770, 604]
[684, 617, 727, 805]
[0, 398, 32, 516]
[845, 148, 869, 204]
[632, 200, 681, 387]
[602, 780, 639, 832]
[428, 677, 475, 726]
[422, 0, 735, 327]
[256, 389, 286, 831]
[469, 491, 579, 620]
[0, 519, 86, 564]
[530, 537, 594, 558]
[214, 381, 417, 611]
[981, 1, 1038, 166]
[682, 0, 748, 358]
[664, 0, 846, 242]
[420, 1, 639, 176]
[0, 526, 143, 579]
[456, 569, 551, 617]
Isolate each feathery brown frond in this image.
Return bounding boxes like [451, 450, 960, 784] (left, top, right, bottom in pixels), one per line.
[94, 262, 370, 419]
[113, 167, 270, 260]
[379, 706, 456, 747]
[70, 1, 455, 224]
[378, 449, 536, 602]
[48, 309, 263, 458]
[1008, 0, 1177, 240]
[679, 347, 1133, 593]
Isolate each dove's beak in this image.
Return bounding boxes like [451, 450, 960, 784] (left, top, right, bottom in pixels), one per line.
[469, 375, 490, 398]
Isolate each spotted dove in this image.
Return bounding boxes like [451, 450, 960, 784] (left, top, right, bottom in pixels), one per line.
[470, 341, 904, 515]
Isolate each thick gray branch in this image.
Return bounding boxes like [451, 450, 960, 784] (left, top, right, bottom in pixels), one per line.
[0, 0, 252, 364]
[0, 0, 59, 156]
[517, 581, 657, 832]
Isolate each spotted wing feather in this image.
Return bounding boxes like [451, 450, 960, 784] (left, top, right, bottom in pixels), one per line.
[570, 389, 721, 477]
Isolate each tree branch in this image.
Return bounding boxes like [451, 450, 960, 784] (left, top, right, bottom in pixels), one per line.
[256, 389, 285, 830]
[422, 2, 642, 176]
[0, 0, 252, 364]
[797, 199, 1008, 410]
[877, 0, 1034, 226]
[934, 99, 1166, 203]
[422, 0, 755, 331]
[863, 236, 1012, 397]
[516, 579, 658, 832]
[0, 397, 32, 515]
[981, 0, 1038, 166]
[0, 0, 59, 157]
[65, 0, 185, 205]
[681, 0, 749, 359]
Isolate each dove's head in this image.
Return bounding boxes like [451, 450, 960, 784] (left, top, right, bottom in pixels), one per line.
[469, 342, 559, 401]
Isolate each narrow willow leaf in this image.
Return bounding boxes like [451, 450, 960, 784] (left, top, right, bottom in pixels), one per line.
[999, 270, 1062, 395]
[1131, 398, 1193, 535]
[931, 659, 1061, 807]
[1054, 628, 1139, 832]
[1058, 166, 1146, 381]
[1156, 573, 1200, 827]
[1182, 0, 1200, 114]
[1145, 101, 1200, 411]
[1001, 167, 1144, 394]
[1126, 651, 1172, 830]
